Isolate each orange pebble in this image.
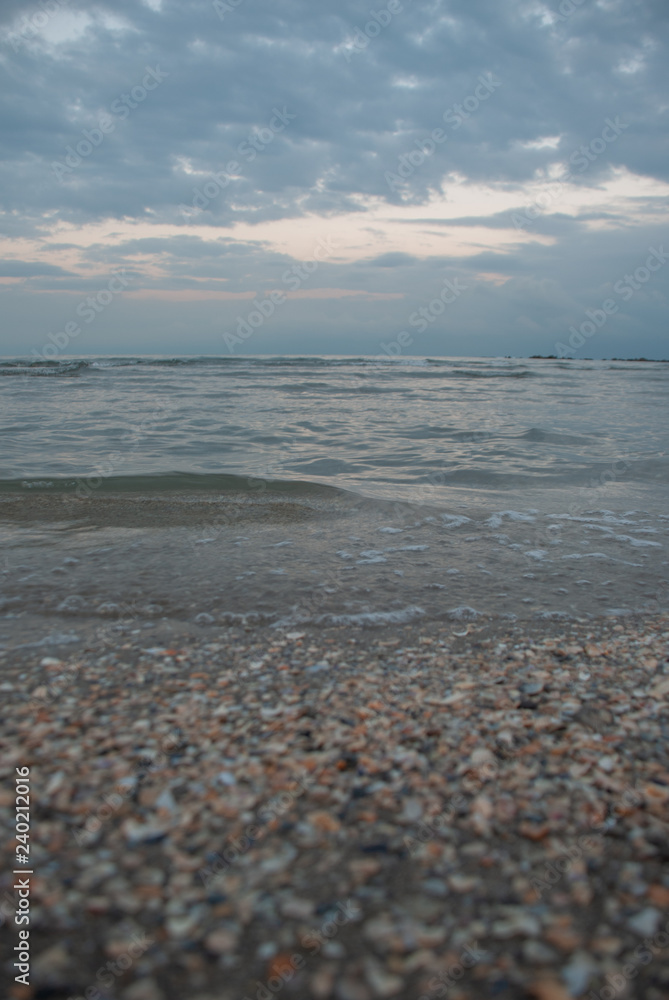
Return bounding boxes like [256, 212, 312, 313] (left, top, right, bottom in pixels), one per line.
[308, 810, 341, 833]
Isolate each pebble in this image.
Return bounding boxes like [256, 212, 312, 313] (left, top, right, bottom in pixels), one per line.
[203, 929, 239, 954]
[2, 614, 668, 1000]
[627, 906, 662, 937]
[121, 979, 166, 1000]
[421, 879, 448, 898]
[32, 944, 71, 986]
[561, 951, 598, 996]
[363, 957, 404, 998]
[523, 940, 559, 964]
[491, 910, 541, 939]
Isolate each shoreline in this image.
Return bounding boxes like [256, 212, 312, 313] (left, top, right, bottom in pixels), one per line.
[1, 614, 668, 999]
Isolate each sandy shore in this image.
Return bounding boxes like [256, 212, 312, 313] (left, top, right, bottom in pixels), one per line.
[1, 615, 669, 1000]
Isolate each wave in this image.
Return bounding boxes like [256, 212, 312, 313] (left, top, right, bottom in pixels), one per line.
[0, 355, 543, 377]
[2, 355, 667, 379]
[0, 359, 93, 377]
[0, 471, 357, 499]
[520, 428, 596, 445]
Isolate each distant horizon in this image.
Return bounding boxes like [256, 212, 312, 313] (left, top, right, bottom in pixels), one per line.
[4, 351, 669, 362]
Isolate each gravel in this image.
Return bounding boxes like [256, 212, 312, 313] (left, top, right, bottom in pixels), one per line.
[1, 614, 669, 1000]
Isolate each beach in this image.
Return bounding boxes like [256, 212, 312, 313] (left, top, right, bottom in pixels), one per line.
[2, 614, 669, 1000]
[1, 356, 668, 999]
[4, 0, 669, 990]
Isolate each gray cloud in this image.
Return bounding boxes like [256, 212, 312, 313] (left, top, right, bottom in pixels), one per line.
[0, 0, 667, 356]
[1, 0, 668, 227]
[0, 259, 74, 276]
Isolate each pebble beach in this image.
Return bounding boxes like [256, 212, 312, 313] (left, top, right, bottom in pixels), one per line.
[2, 614, 669, 1000]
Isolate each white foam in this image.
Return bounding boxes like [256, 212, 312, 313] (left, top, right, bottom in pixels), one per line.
[385, 545, 429, 552]
[611, 535, 662, 548]
[447, 605, 482, 620]
[378, 527, 403, 534]
[524, 549, 549, 560]
[549, 514, 635, 525]
[441, 514, 472, 528]
[487, 510, 536, 528]
[318, 605, 426, 626]
[18, 632, 81, 648]
[561, 552, 643, 566]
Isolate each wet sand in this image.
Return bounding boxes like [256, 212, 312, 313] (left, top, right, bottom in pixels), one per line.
[1, 615, 669, 1000]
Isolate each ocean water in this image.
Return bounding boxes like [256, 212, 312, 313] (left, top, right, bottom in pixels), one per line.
[1, 355, 668, 641]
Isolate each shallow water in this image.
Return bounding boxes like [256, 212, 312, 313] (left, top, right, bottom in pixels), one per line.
[1, 355, 668, 640]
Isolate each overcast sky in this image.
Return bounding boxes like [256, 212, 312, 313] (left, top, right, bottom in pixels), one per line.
[1, 0, 668, 358]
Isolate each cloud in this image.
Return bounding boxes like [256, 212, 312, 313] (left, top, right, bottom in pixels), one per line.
[0, 259, 74, 276]
[365, 252, 419, 267]
[2, 0, 668, 226]
[0, 0, 667, 355]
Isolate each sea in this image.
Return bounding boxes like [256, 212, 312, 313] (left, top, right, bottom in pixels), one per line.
[1, 355, 668, 647]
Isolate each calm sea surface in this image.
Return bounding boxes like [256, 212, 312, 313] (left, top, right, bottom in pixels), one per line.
[1, 355, 668, 641]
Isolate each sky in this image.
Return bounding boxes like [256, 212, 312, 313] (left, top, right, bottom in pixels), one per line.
[0, 0, 668, 359]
